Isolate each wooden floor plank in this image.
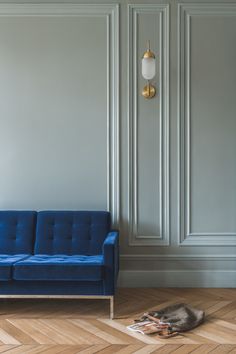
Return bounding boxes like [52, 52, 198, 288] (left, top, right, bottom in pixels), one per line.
[95, 345, 127, 354]
[97, 319, 163, 344]
[189, 344, 219, 354]
[6, 319, 57, 345]
[169, 344, 201, 354]
[151, 345, 186, 354]
[207, 345, 236, 353]
[69, 319, 130, 345]
[0, 328, 21, 345]
[0, 345, 52, 354]
[0, 320, 37, 345]
[114, 344, 146, 354]
[0, 345, 19, 353]
[36, 345, 90, 354]
[0, 289, 235, 353]
[75, 344, 111, 354]
[39, 319, 104, 345]
[131, 344, 164, 354]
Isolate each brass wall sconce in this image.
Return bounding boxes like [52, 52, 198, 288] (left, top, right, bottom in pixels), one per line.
[141, 40, 156, 99]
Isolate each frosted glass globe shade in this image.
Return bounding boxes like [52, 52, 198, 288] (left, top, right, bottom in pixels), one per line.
[142, 57, 155, 80]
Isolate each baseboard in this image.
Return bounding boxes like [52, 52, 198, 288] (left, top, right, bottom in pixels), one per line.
[118, 270, 236, 287]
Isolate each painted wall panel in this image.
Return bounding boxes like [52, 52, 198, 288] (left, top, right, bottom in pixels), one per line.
[137, 12, 161, 237]
[190, 16, 236, 235]
[0, 4, 119, 225]
[178, 3, 236, 246]
[128, 4, 169, 246]
[0, 16, 107, 209]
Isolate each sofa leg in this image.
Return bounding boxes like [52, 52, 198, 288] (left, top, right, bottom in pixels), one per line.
[110, 296, 114, 319]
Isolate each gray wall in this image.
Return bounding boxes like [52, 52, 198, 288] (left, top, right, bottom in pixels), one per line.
[0, 0, 236, 286]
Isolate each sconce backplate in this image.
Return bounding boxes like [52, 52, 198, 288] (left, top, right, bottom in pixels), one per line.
[142, 84, 156, 99]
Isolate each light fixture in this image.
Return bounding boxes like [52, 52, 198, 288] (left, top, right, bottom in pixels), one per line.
[141, 40, 156, 99]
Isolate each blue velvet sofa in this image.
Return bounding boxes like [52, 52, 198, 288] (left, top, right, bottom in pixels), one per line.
[0, 210, 119, 318]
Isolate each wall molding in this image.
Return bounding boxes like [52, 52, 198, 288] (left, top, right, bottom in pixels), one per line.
[128, 4, 169, 246]
[0, 3, 120, 226]
[105, 4, 120, 227]
[118, 270, 236, 287]
[120, 254, 236, 261]
[178, 3, 236, 246]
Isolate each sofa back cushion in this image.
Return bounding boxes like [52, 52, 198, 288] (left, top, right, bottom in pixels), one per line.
[34, 211, 111, 255]
[0, 211, 37, 254]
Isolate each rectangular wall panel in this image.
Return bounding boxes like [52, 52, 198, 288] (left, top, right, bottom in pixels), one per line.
[0, 4, 119, 224]
[128, 4, 169, 245]
[178, 3, 236, 245]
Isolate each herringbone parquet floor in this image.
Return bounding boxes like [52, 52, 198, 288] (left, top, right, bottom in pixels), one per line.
[0, 289, 235, 353]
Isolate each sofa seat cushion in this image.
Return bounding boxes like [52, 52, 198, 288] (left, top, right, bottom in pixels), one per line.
[13, 255, 104, 281]
[0, 254, 30, 281]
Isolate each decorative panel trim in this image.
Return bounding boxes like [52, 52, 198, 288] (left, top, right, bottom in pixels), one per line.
[128, 4, 169, 246]
[120, 254, 236, 261]
[118, 270, 236, 287]
[178, 3, 236, 246]
[0, 4, 120, 226]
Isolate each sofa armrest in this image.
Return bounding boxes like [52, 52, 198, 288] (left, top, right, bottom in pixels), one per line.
[102, 231, 119, 295]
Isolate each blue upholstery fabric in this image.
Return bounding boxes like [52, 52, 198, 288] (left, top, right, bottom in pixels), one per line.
[0, 280, 104, 295]
[0, 211, 36, 254]
[14, 254, 104, 281]
[103, 231, 119, 295]
[0, 255, 30, 281]
[0, 210, 119, 296]
[34, 211, 111, 255]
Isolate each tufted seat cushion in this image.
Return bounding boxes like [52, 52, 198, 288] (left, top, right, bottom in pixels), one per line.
[34, 211, 111, 256]
[0, 255, 30, 280]
[0, 211, 37, 254]
[13, 254, 104, 281]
